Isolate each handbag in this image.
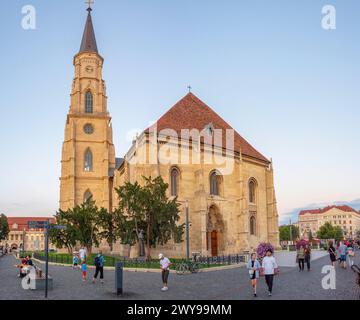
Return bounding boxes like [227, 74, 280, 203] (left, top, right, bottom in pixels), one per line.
[259, 267, 265, 277]
[274, 267, 280, 275]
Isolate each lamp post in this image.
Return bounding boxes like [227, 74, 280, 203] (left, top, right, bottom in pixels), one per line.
[22, 229, 26, 255]
[289, 219, 292, 244]
[185, 200, 190, 260]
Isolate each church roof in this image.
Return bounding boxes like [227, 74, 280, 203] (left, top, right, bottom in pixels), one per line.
[299, 205, 359, 216]
[145, 93, 270, 163]
[79, 9, 98, 54]
[7, 217, 55, 231]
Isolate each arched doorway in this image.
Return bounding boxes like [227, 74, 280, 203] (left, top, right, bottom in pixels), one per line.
[207, 205, 224, 256]
[11, 244, 18, 251]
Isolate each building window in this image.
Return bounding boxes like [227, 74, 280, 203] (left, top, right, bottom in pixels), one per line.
[85, 91, 93, 113]
[250, 216, 256, 236]
[210, 171, 221, 196]
[84, 148, 93, 172]
[170, 167, 180, 197]
[84, 190, 93, 203]
[249, 179, 257, 204]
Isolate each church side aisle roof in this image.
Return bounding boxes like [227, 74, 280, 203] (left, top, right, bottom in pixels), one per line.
[145, 93, 270, 163]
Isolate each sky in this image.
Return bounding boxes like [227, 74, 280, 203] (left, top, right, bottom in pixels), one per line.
[0, 0, 359, 224]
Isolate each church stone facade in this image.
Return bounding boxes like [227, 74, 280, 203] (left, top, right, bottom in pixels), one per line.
[60, 8, 279, 258]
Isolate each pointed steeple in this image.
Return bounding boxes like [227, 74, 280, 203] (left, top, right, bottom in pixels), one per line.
[79, 7, 98, 54]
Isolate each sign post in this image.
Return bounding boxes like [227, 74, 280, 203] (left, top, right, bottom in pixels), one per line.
[44, 220, 49, 298]
[43, 223, 66, 299]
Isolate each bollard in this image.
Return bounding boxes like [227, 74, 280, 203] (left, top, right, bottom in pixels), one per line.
[115, 262, 124, 296]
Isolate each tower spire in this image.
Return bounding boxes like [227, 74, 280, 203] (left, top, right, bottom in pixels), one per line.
[79, 1, 98, 54]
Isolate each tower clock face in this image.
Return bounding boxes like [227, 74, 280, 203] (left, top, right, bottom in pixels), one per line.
[85, 65, 94, 73]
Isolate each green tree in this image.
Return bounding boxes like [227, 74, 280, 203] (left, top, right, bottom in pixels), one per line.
[50, 200, 100, 253]
[115, 180, 145, 256]
[333, 226, 344, 242]
[279, 225, 299, 241]
[0, 214, 10, 241]
[96, 208, 117, 252]
[317, 222, 343, 241]
[115, 176, 185, 258]
[49, 210, 78, 254]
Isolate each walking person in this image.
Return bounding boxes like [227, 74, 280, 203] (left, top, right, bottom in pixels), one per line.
[328, 241, 337, 267]
[304, 245, 311, 271]
[92, 252, 105, 284]
[159, 253, 172, 292]
[72, 253, 79, 270]
[247, 253, 260, 297]
[81, 260, 87, 282]
[79, 247, 86, 262]
[261, 249, 278, 297]
[296, 245, 305, 272]
[346, 243, 355, 267]
[338, 241, 347, 269]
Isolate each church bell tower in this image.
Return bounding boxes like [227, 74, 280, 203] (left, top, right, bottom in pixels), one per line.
[59, 5, 116, 211]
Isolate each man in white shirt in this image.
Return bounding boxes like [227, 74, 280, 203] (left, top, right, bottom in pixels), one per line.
[159, 253, 172, 291]
[261, 250, 278, 296]
[79, 247, 86, 262]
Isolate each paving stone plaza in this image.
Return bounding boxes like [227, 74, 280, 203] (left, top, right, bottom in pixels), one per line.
[0, 251, 359, 300]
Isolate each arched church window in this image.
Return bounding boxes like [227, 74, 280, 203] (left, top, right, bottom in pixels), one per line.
[170, 167, 180, 197]
[249, 179, 257, 204]
[85, 91, 93, 114]
[250, 215, 256, 236]
[210, 171, 221, 196]
[84, 190, 93, 203]
[84, 148, 93, 172]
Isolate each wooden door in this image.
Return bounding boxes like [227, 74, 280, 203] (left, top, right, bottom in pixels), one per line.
[211, 231, 218, 257]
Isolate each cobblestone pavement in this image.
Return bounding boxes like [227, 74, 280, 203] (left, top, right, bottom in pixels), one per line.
[0, 253, 359, 300]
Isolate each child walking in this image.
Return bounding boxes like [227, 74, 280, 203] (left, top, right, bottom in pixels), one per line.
[73, 254, 79, 269]
[81, 260, 87, 282]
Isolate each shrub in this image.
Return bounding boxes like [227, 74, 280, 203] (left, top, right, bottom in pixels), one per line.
[256, 243, 275, 259]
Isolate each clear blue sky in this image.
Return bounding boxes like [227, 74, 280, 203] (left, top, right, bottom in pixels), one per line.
[0, 0, 359, 223]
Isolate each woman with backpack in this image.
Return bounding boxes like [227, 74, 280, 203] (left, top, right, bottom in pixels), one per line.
[92, 251, 105, 284]
[296, 246, 305, 272]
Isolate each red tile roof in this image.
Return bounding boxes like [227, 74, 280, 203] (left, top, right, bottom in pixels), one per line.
[7, 217, 55, 231]
[299, 205, 358, 216]
[145, 93, 270, 163]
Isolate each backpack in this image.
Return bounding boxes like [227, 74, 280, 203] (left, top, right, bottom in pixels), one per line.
[94, 256, 101, 267]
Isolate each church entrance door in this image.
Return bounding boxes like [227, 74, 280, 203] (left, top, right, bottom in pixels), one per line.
[211, 231, 218, 256]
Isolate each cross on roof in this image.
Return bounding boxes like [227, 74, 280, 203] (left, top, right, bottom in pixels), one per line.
[187, 85, 192, 93]
[86, 0, 94, 12]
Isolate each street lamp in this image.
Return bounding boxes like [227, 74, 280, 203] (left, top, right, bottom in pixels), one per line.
[185, 200, 190, 260]
[22, 228, 26, 256]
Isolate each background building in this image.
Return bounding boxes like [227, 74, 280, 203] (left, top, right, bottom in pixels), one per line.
[298, 205, 360, 239]
[0, 217, 55, 252]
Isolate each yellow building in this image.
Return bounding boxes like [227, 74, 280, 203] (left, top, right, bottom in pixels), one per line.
[59, 7, 279, 257]
[298, 205, 360, 239]
[0, 217, 56, 252]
